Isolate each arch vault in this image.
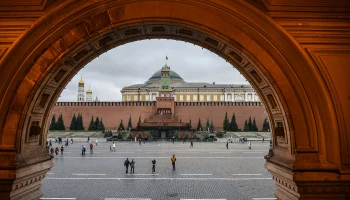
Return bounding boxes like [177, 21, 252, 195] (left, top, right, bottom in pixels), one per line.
[0, 0, 349, 199]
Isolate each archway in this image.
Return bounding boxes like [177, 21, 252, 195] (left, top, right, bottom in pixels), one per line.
[0, 1, 348, 199]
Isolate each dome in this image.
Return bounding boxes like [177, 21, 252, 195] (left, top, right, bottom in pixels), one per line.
[86, 89, 92, 93]
[146, 68, 185, 84]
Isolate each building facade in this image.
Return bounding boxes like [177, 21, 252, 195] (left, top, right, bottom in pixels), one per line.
[121, 65, 260, 102]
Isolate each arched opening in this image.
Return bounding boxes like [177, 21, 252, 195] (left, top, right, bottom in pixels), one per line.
[0, 1, 346, 199]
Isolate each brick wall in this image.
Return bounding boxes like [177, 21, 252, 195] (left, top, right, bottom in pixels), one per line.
[51, 102, 267, 131]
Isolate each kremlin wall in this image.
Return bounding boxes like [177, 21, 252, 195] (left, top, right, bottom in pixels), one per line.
[52, 101, 266, 131]
[52, 64, 267, 131]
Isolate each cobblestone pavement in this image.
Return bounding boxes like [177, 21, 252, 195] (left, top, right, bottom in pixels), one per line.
[41, 140, 277, 200]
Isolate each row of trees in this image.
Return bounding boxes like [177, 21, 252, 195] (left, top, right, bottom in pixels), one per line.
[195, 118, 215, 132]
[69, 114, 84, 130]
[49, 114, 66, 130]
[88, 116, 105, 131]
[223, 112, 239, 131]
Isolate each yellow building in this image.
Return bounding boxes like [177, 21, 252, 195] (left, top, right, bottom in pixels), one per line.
[121, 65, 260, 102]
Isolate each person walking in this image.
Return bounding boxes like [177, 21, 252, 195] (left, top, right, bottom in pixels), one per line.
[152, 159, 156, 173]
[226, 141, 229, 149]
[190, 140, 193, 148]
[50, 146, 54, 156]
[71, 138, 73, 144]
[90, 143, 93, 154]
[55, 147, 59, 156]
[49, 140, 52, 147]
[95, 139, 98, 146]
[87, 136, 90, 142]
[81, 145, 86, 155]
[60, 145, 64, 156]
[112, 142, 116, 151]
[130, 159, 135, 174]
[124, 158, 130, 174]
[171, 154, 176, 171]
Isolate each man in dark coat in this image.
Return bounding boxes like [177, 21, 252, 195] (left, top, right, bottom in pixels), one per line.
[124, 158, 130, 174]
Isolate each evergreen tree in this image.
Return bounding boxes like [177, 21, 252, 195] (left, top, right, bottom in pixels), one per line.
[223, 112, 230, 131]
[56, 114, 65, 130]
[97, 118, 105, 131]
[252, 117, 258, 131]
[76, 113, 84, 130]
[49, 114, 56, 130]
[94, 117, 100, 130]
[69, 114, 77, 130]
[184, 132, 188, 139]
[137, 116, 141, 129]
[127, 115, 132, 130]
[262, 118, 270, 131]
[229, 113, 239, 131]
[243, 119, 248, 131]
[210, 120, 214, 131]
[196, 118, 202, 131]
[205, 118, 210, 131]
[88, 116, 96, 131]
[248, 116, 253, 131]
[118, 119, 125, 131]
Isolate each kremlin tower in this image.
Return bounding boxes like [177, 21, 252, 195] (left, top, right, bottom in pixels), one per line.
[77, 75, 85, 102]
[86, 85, 93, 102]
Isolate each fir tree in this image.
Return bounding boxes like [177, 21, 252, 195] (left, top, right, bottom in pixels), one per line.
[196, 118, 202, 131]
[56, 114, 65, 130]
[137, 116, 141, 129]
[210, 120, 214, 131]
[248, 116, 253, 131]
[69, 114, 77, 130]
[205, 118, 210, 131]
[49, 114, 56, 130]
[262, 118, 270, 131]
[88, 116, 96, 131]
[243, 119, 248, 131]
[97, 118, 105, 131]
[94, 117, 100, 130]
[229, 113, 239, 131]
[127, 115, 132, 130]
[252, 117, 258, 131]
[223, 112, 230, 131]
[118, 119, 125, 131]
[76, 113, 84, 130]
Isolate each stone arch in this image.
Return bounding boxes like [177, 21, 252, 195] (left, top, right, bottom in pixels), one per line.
[0, 0, 345, 199]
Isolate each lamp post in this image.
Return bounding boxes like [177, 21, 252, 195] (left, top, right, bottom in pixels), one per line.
[138, 88, 140, 102]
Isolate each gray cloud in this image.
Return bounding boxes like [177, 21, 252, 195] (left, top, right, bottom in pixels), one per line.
[58, 39, 248, 102]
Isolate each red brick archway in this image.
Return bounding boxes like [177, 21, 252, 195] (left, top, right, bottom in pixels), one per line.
[0, 1, 349, 199]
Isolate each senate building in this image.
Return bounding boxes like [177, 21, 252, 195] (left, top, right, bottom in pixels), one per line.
[120, 65, 260, 103]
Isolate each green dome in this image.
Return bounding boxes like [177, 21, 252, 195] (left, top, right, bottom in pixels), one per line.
[146, 68, 185, 83]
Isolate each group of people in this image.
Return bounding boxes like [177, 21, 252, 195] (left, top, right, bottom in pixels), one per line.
[49, 145, 64, 157]
[123, 154, 177, 174]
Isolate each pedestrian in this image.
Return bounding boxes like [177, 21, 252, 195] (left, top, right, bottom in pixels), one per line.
[226, 141, 229, 149]
[112, 142, 116, 151]
[60, 145, 64, 156]
[87, 136, 90, 142]
[262, 137, 265, 143]
[90, 143, 93, 154]
[55, 147, 59, 156]
[130, 159, 135, 174]
[183, 138, 185, 144]
[50, 146, 54, 156]
[96, 139, 98, 146]
[139, 139, 141, 146]
[152, 159, 156, 173]
[124, 158, 130, 174]
[49, 140, 52, 147]
[83, 145, 86, 155]
[81, 145, 86, 155]
[190, 140, 193, 148]
[171, 154, 176, 170]
[248, 141, 251, 150]
[71, 138, 73, 144]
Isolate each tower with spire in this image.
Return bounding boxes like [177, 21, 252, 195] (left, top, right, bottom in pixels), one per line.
[77, 75, 85, 102]
[155, 57, 175, 114]
[86, 85, 92, 102]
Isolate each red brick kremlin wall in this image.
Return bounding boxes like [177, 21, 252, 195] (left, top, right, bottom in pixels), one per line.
[51, 102, 267, 131]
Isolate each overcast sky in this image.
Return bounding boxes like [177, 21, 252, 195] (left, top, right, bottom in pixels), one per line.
[58, 39, 249, 102]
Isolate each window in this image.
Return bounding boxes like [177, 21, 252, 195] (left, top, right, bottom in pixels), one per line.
[186, 95, 190, 102]
[127, 95, 131, 101]
[227, 94, 232, 101]
[214, 95, 218, 101]
[180, 95, 184, 102]
[174, 95, 177, 101]
[220, 95, 224, 101]
[193, 95, 197, 101]
[134, 95, 138, 101]
[152, 93, 156, 101]
[200, 95, 204, 102]
[145, 95, 149, 101]
[207, 95, 211, 101]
